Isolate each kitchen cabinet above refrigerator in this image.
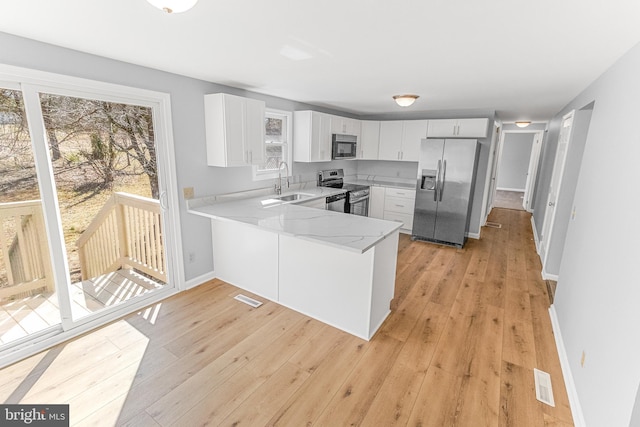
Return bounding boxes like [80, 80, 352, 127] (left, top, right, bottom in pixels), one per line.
[427, 118, 489, 138]
[378, 120, 427, 161]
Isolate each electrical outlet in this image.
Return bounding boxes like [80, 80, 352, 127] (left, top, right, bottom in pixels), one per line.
[581, 350, 586, 367]
[571, 206, 577, 220]
[183, 187, 194, 200]
[188, 252, 195, 263]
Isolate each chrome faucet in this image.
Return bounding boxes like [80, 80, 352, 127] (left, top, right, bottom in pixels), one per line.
[275, 161, 290, 195]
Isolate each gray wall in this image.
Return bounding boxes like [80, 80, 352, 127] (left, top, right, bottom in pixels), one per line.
[496, 133, 534, 190]
[533, 41, 640, 426]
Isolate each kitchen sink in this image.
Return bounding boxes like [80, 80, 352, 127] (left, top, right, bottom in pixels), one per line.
[261, 192, 314, 206]
[275, 194, 307, 201]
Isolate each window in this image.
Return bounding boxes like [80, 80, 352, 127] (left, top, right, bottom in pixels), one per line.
[253, 109, 292, 180]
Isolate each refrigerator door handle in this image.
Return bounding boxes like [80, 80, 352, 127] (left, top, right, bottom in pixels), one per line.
[440, 160, 447, 201]
[435, 160, 441, 201]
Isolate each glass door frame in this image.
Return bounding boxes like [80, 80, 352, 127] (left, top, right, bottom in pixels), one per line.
[0, 64, 185, 365]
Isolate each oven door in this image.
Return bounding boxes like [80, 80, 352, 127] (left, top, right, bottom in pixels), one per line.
[326, 192, 347, 212]
[332, 134, 357, 159]
[349, 197, 369, 216]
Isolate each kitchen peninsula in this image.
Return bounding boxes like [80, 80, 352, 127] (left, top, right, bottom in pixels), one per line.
[188, 188, 401, 340]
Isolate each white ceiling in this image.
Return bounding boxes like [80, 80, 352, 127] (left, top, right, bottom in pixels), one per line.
[1, 0, 640, 121]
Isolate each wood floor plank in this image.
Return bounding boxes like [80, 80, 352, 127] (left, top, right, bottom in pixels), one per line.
[266, 335, 366, 426]
[406, 365, 464, 426]
[429, 248, 472, 307]
[361, 302, 450, 426]
[135, 307, 302, 426]
[219, 361, 310, 426]
[0, 208, 574, 427]
[314, 333, 404, 426]
[499, 361, 545, 427]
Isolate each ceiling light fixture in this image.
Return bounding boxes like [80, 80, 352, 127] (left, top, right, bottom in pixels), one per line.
[393, 94, 419, 107]
[515, 121, 531, 128]
[146, 0, 198, 13]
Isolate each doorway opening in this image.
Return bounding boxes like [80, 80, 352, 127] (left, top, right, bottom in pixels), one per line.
[489, 126, 545, 214]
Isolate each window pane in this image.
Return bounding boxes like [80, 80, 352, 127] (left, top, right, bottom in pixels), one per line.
[259, 113, 288, 171]
[1, 88, 60, 345]
[266, 116, 284, 143]
[38, 93, 167, 321]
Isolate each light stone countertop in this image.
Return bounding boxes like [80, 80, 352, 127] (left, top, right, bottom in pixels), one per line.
[187, 186, 402, 254]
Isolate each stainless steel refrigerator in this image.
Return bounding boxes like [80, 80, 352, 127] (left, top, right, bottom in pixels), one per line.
[411, 138, 480, 247]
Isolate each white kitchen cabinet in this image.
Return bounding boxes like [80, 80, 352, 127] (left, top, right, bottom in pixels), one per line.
[331, 115, 361, 137]
[204, 93, 265, 167]
[382, 187, 416, 233]
[427, 118, 489, 138]
[368, 185, 385, 219]
[400, 120, 427, 161]
[378, 120, 427, 161]
[359, 120, 380, 160]
[378, 121, 403, 161]
[211, 220, 278, 300]
[293, 111, 332, 162]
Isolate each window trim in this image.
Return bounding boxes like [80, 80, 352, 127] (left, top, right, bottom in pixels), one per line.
[252, 108, 293, 181]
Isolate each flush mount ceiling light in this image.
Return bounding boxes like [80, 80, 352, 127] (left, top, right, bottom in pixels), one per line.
[146, 0, 198, 13]
[393, 94, 419, 107]
[515, 121, 532, 128]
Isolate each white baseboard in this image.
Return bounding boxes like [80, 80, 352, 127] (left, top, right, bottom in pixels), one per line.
[467, 231, 481, 240]
[548, 305, 586, 427]
[185, 270, 217, 289]
[496, 187, 525, 192]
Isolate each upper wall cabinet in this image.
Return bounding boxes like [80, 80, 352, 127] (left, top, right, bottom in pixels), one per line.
[330, 115, 361, 137]
[427, 118, 489, 138]
[293, 111, 332, 162]
[378, 120, 427, 162]
[359, 120, 380, 160]
[204, 93, 265, 167]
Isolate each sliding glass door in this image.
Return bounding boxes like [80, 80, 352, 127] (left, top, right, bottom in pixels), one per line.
[0, 68, 179, 358]
[0, 84, 61, 346]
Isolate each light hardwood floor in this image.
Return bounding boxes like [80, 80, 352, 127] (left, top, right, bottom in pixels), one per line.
[0, 208, 574, 426]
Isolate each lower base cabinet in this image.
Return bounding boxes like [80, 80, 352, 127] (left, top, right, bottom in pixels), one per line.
[210, 219, 399, 340]
[369, 186, 416, 233]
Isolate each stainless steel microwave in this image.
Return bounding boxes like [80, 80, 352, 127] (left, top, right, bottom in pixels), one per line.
[332, 134, 358, 160]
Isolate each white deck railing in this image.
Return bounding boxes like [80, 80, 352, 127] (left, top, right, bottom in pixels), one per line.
[76, 192, 166, 283]
[0, 200, 54, 299]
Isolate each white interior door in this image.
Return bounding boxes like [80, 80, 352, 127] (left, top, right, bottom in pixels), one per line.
[540, 111, 574, 263]
[522, 131, 544, 212]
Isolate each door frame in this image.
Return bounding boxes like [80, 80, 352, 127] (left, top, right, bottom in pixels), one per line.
[485, 127, 545, 216]
[522, 131, 544, 212]
[540, 110, 575, 267]
[480, 121, 501, 225]
[0, 63, 185, 367]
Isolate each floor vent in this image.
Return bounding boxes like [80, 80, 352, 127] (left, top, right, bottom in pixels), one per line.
[234, 294, 263, 308]
[485, 222, 502, 229]
[533, 368, 555, 407]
